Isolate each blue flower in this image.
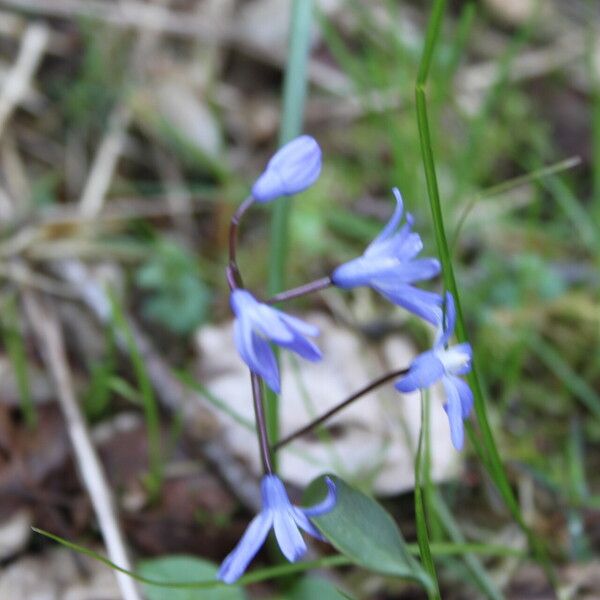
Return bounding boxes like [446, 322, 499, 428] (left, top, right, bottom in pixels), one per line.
[252, 135, 322, 203]
[331, 188, 442, 324]
[395, 292, 473, 450]
[230, 289, 322, 393]
[218, 474, 336, 584]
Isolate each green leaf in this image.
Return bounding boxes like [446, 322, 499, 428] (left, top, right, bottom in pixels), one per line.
[136, 240, 211, 335]
[138, 556, 246, 600]
[286, 576, 351, 600]
[303, 475, 432, 591]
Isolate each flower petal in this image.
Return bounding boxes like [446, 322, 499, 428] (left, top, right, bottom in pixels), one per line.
[442, 376, 465, 450]
[448, 375, 473, 418]
[375, 283, 443, 324]
[234, 318, 280, 392]
[217, 511, 273, 584]
[250, 332, 281, 393]
[292, 507, 325, 541]
[279, 333, 322, 362]
[331, 256, 384, 288]
[273, 510, 307, 562]
[302, 476, 337, 517]
[232, 318, 256, 373]
[371, 230, 423, 262]
[366, 187, 405, 251]
[395, 351, 445, 392]
[372, 258, 440, 285]
[436, 291, 456, 347]
[278, 312, 320, 338]
[254, 304, 295, 343]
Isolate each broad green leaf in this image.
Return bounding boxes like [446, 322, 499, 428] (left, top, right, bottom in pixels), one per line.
[286, 576, 351, 600]
[303, 475, 432, 591]
[138, 556, 246, 600]
[136, 240, 211, 335]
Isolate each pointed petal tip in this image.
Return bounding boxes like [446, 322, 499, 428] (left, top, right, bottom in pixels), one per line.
[391, 187, 403, 206]
[302, 476, 337, 517]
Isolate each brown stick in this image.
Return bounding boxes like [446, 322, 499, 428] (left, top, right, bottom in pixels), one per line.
[23, 291, 142, 600]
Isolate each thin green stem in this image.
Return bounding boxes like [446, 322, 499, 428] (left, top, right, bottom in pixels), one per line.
[109, 292, 163, 500]
[414, 0, 555, 587]
[33, 526, 525, 590]
[415, 393, 440, 599]
[251, 372, 273, 474]
[416, 0, 446, 86]
[3, 295, 36, 428]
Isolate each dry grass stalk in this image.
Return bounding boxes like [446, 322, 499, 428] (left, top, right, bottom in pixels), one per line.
[23, 290, 142, 600]
[0, 23, 48, 138]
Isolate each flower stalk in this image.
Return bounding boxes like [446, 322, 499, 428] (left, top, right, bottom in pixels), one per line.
[272, 366, 409, 451]
[251, 373, 274, 474]
[228, 195, 255, 290]
[266, 276, 332, 305]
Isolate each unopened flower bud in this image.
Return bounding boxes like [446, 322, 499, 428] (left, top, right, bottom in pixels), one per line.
[251, 135, 321, 202]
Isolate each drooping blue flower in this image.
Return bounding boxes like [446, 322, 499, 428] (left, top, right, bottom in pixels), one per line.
[395, 292, 473, 449]
[252, 135, 322, 203]
[230, 289, 322, 393]
[331, 188, 442, 324]
[218, 474, 336, 584]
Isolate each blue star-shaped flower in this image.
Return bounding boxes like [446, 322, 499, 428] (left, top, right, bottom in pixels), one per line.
[395, 292, 473, 449]
[230, 289, 322, 393]
[218, 474, 336, 584]
[331, 188, 442, 324]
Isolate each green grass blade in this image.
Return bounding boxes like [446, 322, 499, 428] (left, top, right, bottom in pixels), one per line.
[33, 527, 522, 590]
[268, 0, 314, 297]
[414, 0, 554, 586]
[32, 526, 351, 588]
[431, 493, 503, 600]
[587, 18, 600, 222]
[177, 370, 255, 430]
[2, 296, 36, 428]
[415, 393, 441, 599]
[537, 174, 600, 254]
[416, 0, 446, 86]
[438, 2, 476, 95]
[451, 156, 582, 250]
[526, 334, 600, 420]
[109, 292, 163, 500]
[266, 0, 314, 462]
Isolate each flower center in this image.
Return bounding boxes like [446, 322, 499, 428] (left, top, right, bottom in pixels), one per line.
[436, 346, 470, 374]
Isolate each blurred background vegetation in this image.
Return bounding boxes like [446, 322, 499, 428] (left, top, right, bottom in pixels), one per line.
[0, 0, 598, 598]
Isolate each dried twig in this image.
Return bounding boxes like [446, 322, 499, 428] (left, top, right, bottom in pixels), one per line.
[23, 290, 142, 600]
[0, 22, 48, 138]
[57, 260, 262, 511]
[78, 104, 131, 218]
[78, 0, 174, 219]
[0, 0, 228, 41]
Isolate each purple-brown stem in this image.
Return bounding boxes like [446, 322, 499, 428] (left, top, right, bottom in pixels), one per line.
[272, 366, 409, 451]
[266, 276, 333, 304]
[250, 372, 273, 474]
[227, 195, 255, 290]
